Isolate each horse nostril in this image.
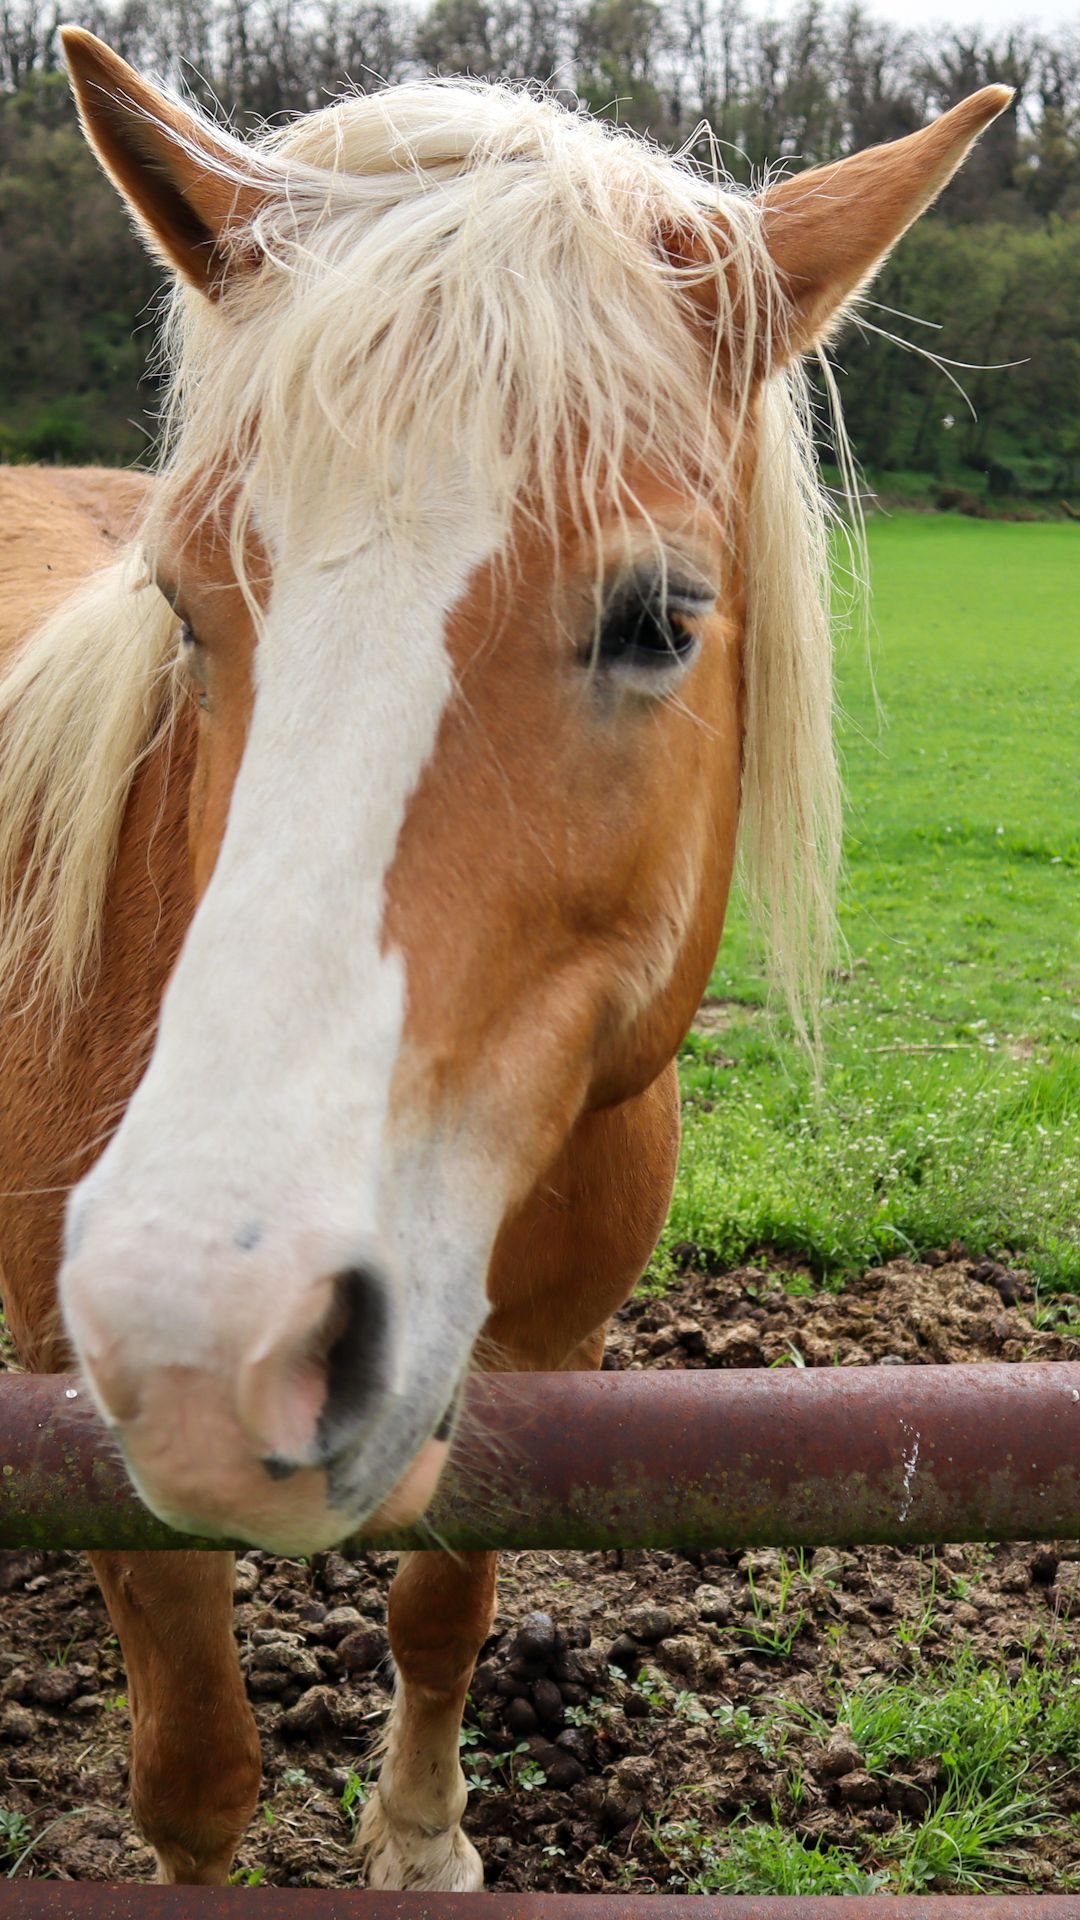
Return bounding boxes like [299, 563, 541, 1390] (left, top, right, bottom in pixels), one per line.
[316, 1264, 390, 1459]
[241, 1258, 392, 1468]
[262, 1455, 300, 1481]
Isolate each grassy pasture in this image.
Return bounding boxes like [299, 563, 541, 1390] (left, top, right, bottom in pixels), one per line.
[667, 516, 1079, 1290]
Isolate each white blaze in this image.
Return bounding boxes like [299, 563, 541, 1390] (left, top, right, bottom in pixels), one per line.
[61, 495, 503, 1520]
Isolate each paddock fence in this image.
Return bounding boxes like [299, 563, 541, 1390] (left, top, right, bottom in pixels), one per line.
[3, 1891, 1080, 1918]
[1, 1366, 1079, 1915]
[2, 1367, 1079, 1552]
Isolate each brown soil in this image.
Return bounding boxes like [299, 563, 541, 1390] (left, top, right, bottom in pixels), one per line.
[1, 1254, 1079, 1889]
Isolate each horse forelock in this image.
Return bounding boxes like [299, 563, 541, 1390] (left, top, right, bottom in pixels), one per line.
[149, 79, 784, 574]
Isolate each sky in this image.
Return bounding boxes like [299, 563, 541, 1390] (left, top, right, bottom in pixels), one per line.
[745, 0, 1079, 24]
[861, 0, 1078, 21]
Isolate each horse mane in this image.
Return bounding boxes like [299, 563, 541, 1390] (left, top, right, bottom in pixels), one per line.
[0, 77, 856, 1034]
[0, 549, 180, 1013]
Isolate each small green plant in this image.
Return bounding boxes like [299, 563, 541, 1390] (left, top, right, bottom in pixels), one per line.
[711, 1701, 777, 1761]
[895, 1557, 940, 1649]
[463, 1755, 496, 1794]
[1032, 1290, 1080, 1338]
[0, 1811, 32, 1865]
[564, 1700, 603, 1729]
[654, 1808, 886, 1895]
[671, 1687, 711, 1725]
[627, 1665, 710, 1725]
[227, 1865, 267, 1887]
[2, 1808, 92, 1880]
[783, 1272, 818, 1298]
[630, 1666, 671, 1715]
[339, 1769, 370, 1832]
[513, 1758, 548, 1793]
[768, 1340, 807, 1368]
[464, 1740, 545, 1796]
[735, 1565, 807, 1660]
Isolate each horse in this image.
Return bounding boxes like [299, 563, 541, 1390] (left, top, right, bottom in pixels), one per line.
[0, 30, 1007, 1887]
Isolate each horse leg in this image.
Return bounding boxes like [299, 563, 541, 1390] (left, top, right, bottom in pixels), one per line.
[358, 1330, 609, 1891]
[359, 1071, 679, 1891]
[88, 1551, 261, 1885]
[357, 1548, 497, 1891]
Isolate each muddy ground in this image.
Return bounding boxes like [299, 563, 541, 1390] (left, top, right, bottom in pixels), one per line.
[1, 1254, 1079, 1888]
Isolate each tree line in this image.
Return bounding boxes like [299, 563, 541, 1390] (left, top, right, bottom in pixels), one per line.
[1, 0, 1078, 499]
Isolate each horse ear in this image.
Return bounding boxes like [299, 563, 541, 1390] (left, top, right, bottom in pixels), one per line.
[61, 26, 269, 297]
[761, 87, 1013, 361]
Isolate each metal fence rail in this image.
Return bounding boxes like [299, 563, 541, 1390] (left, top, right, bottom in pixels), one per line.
[1, 1364, 1079, 1551]
[2, 1888, 1079, 1916]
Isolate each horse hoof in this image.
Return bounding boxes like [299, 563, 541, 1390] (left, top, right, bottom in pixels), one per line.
[152, 1846, 237, 1886]
[357, 1790, 484, 1892]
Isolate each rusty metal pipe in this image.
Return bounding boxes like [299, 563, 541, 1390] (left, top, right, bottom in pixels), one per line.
[1, 1365, 1078, 1552]
[2, 1889, 1079, 1916]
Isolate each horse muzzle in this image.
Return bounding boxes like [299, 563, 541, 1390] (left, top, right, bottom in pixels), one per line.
[62, 1250, 457, 1551]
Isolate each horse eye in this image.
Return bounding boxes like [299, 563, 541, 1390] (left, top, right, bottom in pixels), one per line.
[584, 572, 711, 679]
[592, 579, 708, 676]
[588, 579, 707, 687]
[178, 621, 210, 710]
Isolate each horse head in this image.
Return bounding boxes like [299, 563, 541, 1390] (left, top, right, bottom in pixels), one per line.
[56, 29, 1009, 1549]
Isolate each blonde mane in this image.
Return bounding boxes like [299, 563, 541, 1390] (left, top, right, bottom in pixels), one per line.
[0, 77, 852, 1031]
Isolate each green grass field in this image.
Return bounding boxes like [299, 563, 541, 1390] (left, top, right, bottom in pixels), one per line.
[666, 516, 1079, 1290]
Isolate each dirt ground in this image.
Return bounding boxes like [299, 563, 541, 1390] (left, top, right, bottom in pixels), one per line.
[1, 1253, 1079, 1889]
